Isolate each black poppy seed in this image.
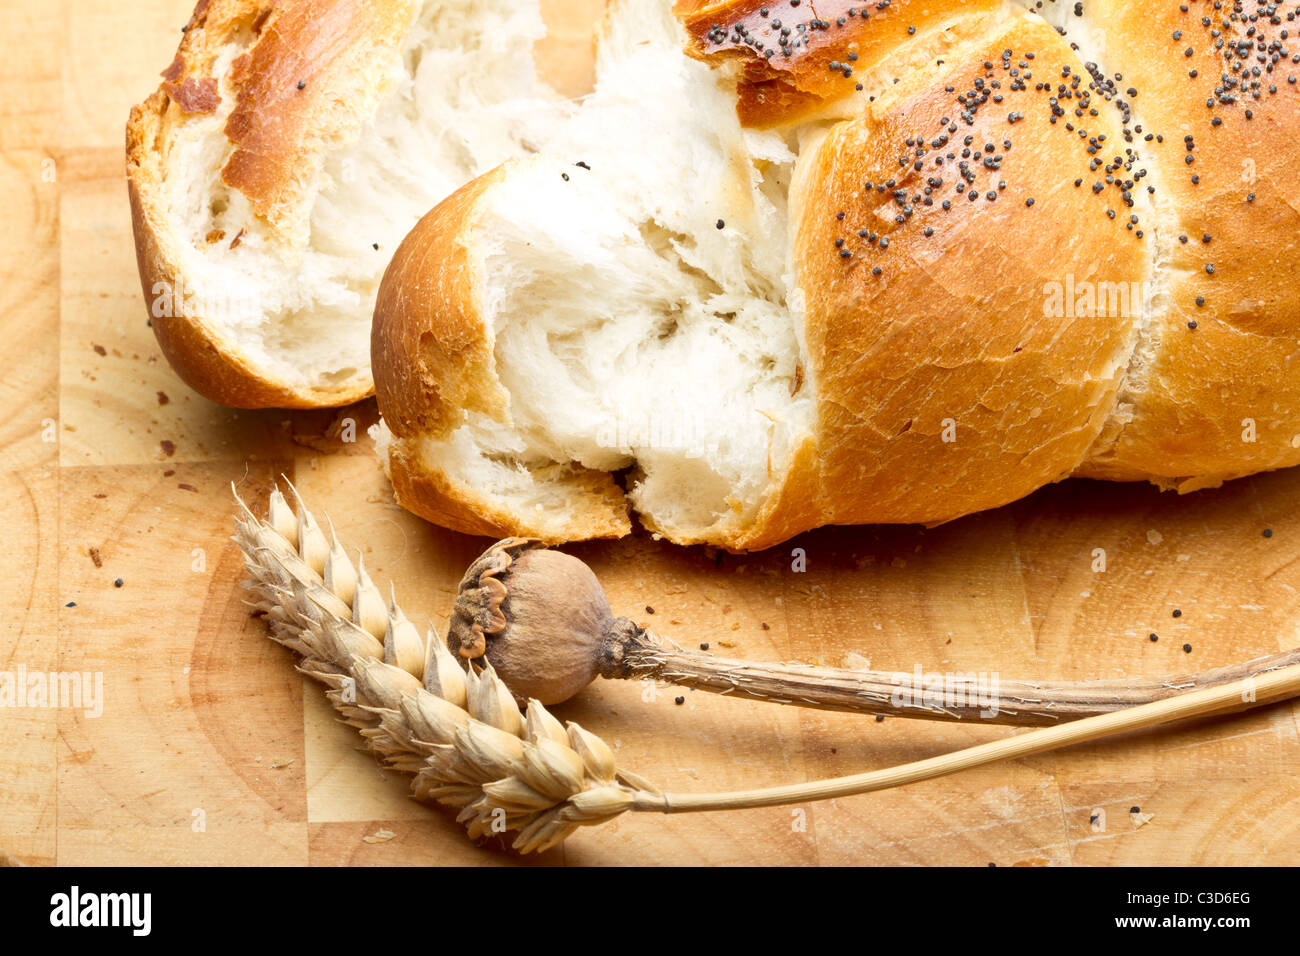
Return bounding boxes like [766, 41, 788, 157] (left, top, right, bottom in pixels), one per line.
[875, 715, 886, 723]
[1130, 806, 1141, 814]
[1026, 198, 1035, 207]
[1149, 633, 1159, 642]
[700, 643, 710, 651]
[1183, 643, 1193, 654]
[836, 210, 846, 220]
[1172, 608, 1182, 618]
[1187, 320, 1198, 329]
[561, 172, 570, 181]
[674, 696, 685, 705]
[716, 219, 726, 230]
[65, 602, 76, 608]
[1196, 296, 1205, 307]
[840, 249, 852, 258]
[114, 578, 123, 588]
[645, 605, 655, 614]
[1264, 529, 1274, 538]
[296, 80, 306, 90]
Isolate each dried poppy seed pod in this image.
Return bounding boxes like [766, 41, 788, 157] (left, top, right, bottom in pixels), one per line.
[448, 539, 640, 705]
[447, 540, 1300, 727]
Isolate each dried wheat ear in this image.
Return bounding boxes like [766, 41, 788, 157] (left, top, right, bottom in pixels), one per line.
[233, 483, 650, 853]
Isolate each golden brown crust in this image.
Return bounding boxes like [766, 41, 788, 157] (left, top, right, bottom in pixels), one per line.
[220, 0, 419, 236]
[677, 0, 1002, 127]
[722, 434, 825, 551]
[384, 433, 632, 544]
[1075, 0, 1300, 485]
[372, 168, 513, 442]
[774, 15, 1151, 531]
[387, 436, 534, 540]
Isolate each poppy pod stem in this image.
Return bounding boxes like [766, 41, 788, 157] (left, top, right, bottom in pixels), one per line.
[447, 539, 1300, 726]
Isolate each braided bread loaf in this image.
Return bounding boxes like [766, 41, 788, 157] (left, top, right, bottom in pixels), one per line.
[372, 0, 1300, 549]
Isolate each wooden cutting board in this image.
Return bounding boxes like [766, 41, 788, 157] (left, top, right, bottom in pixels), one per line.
[2, 0, 1298, 867]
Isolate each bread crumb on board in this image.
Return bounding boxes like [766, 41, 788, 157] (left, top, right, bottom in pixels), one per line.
[1129, 806, 1155, 829]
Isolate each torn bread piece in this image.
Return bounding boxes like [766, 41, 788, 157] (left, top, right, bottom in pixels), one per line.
[128, 0, 575, 407]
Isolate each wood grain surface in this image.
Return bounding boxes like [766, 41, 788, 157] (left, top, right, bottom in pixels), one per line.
[1, 0, 1298, 867]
